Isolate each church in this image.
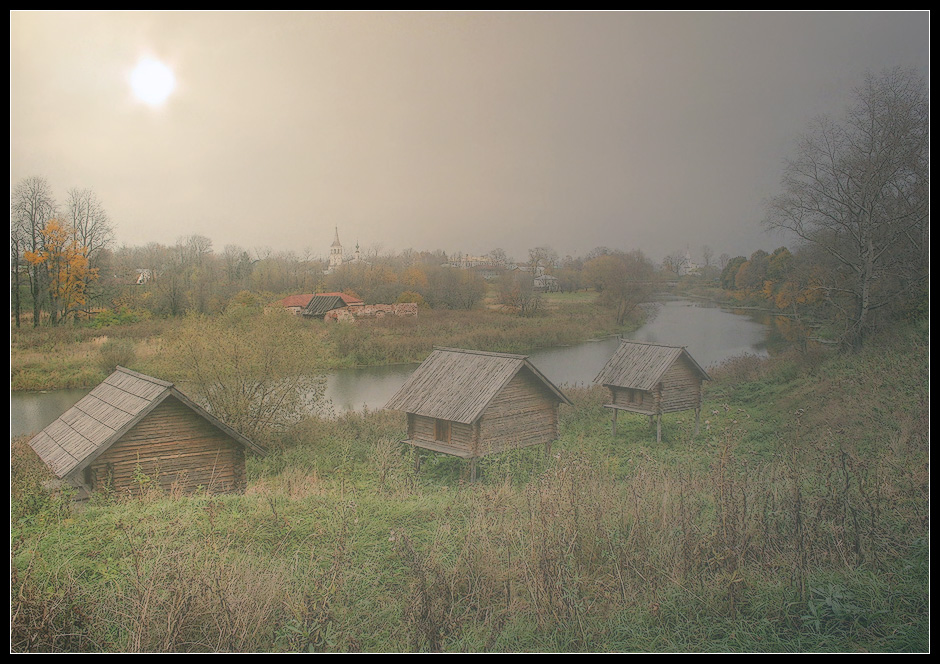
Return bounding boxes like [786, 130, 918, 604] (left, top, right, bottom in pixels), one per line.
[325, 227, 363, 273]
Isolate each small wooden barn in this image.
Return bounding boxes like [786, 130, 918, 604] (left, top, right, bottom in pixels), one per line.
[27, 367, 265, 497]
[594, 340, 710, 442]
[301, 292, 365, 319]
[274, 293, 317, 314]
[384, 347, 572, 478]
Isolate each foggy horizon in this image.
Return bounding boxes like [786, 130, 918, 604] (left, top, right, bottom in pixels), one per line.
[10, 11, 930, 266]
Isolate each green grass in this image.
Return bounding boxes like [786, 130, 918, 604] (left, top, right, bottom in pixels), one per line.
[11, 321, 929, 652]
[11, 294, 630, 389]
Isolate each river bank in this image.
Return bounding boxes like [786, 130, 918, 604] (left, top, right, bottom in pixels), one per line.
[12, 297, 775, 437]
[10, 292, 635, 393]
[11, 319, 929, 652]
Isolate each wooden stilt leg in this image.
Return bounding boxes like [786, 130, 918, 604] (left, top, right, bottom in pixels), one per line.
[470, 458, 477, 483]
[657, 414, 662, 443]
[694, 408, 701, 437]
[612, 408, 618, 436]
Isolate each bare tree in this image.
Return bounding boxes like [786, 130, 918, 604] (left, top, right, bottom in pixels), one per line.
[497, 269, 543, 316]
[661, 250, 685, 279]
[487, 247, 509, 267]
[585, 250, 656, 325]
[765, 68, 929, 348]
[11, 176, 57, 326]
[527, 246, 558, 276]
[10, 213, 27, 327]
[64, 188, 113, 313]
[701, 245, 714, 270]
[65, 188, 112, 260]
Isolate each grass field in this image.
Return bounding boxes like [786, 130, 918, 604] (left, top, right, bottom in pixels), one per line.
[10, 318, 929, 652]
[11, 292, 627, 391]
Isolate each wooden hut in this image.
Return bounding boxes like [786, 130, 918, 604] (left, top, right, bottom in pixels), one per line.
[594, 340, 710, 442]
[27, 367, 265, 497]
[301, 292, 365, 319]
[273, 293, 317, 315]
[384, 347, 572, 479]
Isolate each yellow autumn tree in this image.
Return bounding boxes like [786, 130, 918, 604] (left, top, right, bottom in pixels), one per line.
[24, 218, 96, 324]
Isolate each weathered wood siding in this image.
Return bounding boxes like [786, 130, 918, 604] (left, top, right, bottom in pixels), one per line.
[608, 357, 701, 415]
[87, 397, 246, 495]
[409, 414, 476, 455]
[478, 370, 558, 454]
[658, 357, 702, 413]
[610, 385, 657, 413]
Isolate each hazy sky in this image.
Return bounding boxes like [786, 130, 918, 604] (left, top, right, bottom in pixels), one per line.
[10, 11, 930, 264]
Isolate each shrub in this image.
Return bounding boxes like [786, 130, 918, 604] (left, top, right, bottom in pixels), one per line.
[97, 338, 137, 374]
[89, 307, 146, 328]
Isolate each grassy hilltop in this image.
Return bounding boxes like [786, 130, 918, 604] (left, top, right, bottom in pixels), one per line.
[11, 316, 929, 653]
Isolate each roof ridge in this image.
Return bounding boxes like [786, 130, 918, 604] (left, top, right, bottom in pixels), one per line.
[114, 366, 175, 387]
[432, 346, 529, 360]
[618, 339, 686, 349]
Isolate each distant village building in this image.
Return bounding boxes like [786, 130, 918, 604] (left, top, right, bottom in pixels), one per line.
[301, 292, 365, 319]
[273, 293, 317, 315]
[325, 227, 364, 274]
[533, 273, 560, 292]
[385, 347, 572, 480]
[594, 340, 710, 442]
[680, 248, 701, 276]
[449, 254, 494, 269]
[28, 367, 265, 498]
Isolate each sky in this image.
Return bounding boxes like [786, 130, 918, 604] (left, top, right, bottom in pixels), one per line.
[10, 11, 930, 265]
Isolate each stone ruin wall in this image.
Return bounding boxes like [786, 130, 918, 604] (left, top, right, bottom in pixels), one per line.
[325, 302, 418, 322]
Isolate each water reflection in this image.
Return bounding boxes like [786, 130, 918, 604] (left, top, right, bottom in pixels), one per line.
[626, 298, 770, 369]
[11, 298, 778, 435]
[323, 363, 419, 414]
[11, 388, 89, 439]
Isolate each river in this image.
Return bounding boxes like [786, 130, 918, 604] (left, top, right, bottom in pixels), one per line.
[11, 297, 771, 437]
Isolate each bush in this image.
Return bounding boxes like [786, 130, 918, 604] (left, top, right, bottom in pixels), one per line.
[97, 338, 138, 374]
[167, 308, 328, 442]
[89, 307, 147, 328]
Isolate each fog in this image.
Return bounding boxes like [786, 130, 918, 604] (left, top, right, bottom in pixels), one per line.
[10, 11, 929, 264]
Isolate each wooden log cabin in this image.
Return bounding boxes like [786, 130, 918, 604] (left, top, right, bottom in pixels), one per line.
[384, 347, 572, 479]
[27, 367, 265, 497]
[594, 340, 710, 442]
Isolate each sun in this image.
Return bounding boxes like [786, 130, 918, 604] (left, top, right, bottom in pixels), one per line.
[130, 58, 176, 106]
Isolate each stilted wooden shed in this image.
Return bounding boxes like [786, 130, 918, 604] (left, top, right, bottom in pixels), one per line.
[594, 340, 710, 442]
[384, 347, 572, 479]
[27, 367, 265, 497]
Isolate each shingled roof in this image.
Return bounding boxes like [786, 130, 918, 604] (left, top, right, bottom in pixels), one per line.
[27, 367, 264, 482]
[384, 347, 571, 424]
[302, 292, 364, 317]
[594, 340, 710, 391]
[275, 293, 317, 309]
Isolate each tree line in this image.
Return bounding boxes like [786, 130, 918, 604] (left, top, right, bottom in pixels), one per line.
[10, 189, 666, 325]
[12, 69, 926, 347]
[719, 68, 929, 350]
[11, 177, 113, 327]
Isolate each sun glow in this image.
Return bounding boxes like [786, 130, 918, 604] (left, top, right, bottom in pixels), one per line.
[130, 58, 176, 106]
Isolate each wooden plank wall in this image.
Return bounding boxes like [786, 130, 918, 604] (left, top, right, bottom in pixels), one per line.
[478, 371, 557, 455]
[658, 358, 702, 413]
[610, 386, 657, 412]
[88, 397, 246, 495]
[608, 359, 701, 415]
[410, 414, 475, 455]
